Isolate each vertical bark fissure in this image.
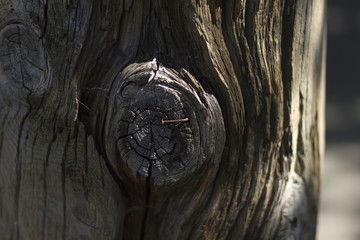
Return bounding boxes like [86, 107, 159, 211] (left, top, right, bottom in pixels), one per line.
[40, 0, 48, 39]
[41, 130, 57, 240]
[14, 103, 31, 240]
[0, 110, 10, 164]
[61, 135, 70, 240]
[279, 0, 296, 170]
[140, 160, 152, 240]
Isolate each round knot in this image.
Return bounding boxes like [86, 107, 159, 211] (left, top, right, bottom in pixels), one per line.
[103, 60, 225, 187]
[119, 83, 194, 173]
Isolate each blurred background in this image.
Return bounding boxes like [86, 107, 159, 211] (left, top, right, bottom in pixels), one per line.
[317, 0, 360, 239]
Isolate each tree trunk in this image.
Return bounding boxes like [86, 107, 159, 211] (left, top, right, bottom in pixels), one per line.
[0, 0, 326, 239]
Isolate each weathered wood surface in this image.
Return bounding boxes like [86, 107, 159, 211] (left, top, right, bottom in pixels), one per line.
[0, 0, 326, 239]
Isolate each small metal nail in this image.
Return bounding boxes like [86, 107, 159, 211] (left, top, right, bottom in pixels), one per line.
[161, 118, 189, 125]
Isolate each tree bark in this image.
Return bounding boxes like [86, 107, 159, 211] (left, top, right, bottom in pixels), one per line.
[0, 0, 326, 239]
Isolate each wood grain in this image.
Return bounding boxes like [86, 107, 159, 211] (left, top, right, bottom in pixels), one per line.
[0, 0, 325, 239]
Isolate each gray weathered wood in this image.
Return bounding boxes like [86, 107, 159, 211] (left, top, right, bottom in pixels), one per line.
[0, 0, 326, 239]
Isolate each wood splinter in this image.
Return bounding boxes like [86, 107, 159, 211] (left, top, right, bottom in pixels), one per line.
[161, 118, 189, 125]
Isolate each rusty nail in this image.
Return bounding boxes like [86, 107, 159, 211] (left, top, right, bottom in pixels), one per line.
[161, 118, 189, 125]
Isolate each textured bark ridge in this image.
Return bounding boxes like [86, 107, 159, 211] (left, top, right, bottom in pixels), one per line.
[103, 59, 225, 187]
[0, 0, 325, 239]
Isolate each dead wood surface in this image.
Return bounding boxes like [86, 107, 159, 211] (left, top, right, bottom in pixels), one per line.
[0, 0, 326, 239]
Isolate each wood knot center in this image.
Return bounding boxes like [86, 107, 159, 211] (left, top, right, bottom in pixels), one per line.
[117, 84, 195, 178]
[103, 60, 225, 187]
